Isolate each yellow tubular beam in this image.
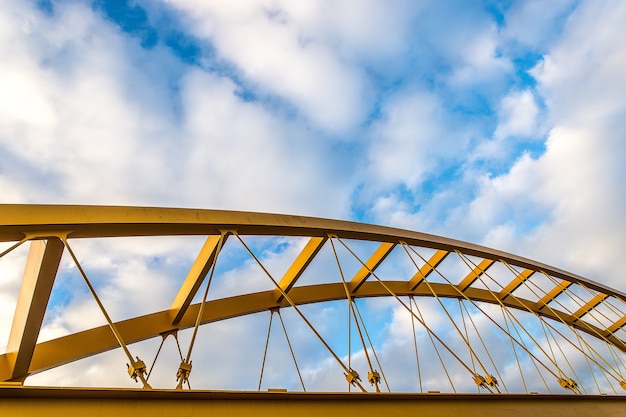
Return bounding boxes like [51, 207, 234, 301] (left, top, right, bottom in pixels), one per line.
[349, 242, 395, 293]
[274, 237, 326, 302]
[2, 281, 622, 382]
[499, 269, 535, 300]
[6, 239, 64, 382]
[169, 235, 225, 324]
[0, 205, 622, 300]
[457, 259, 494, 292]
[536, 280, 573, 309]
[606, 316, 626, 336]
[408, 250, 448, 290]
[572, 294, 609, 321]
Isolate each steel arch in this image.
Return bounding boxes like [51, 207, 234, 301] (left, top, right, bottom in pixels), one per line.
[1, 204, 625, 392]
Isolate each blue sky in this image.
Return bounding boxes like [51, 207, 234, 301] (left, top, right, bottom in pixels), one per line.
[1, 0, 626, 391]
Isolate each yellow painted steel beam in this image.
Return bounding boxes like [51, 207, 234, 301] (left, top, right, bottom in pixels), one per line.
[457, 259, 494, 292]
[499, 269, 535, 300]
[537, 280, 573, 309]
[349, 242, 395, 293]
[274, 237, 326, 302]
[1, 204, 625, 385]
[169, 235, 225, 324]
[2, 281, 622, 381]
[408, 249, 448, 290]
[606, 315, 626, 336]
[572, 293, 609, 321]
[0, 204, 621, 299]
[1, 387, 625, 417]
[5, 239, 64, 382]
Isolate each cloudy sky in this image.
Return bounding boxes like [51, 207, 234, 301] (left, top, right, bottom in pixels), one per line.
[1, 0, 626, 392]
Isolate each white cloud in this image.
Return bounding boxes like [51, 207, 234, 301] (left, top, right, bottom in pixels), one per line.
[459, 0, 626, 288]
[503, 0, 577, 50]
[446, 27, 512, 91]
[313, 0, 414, 62]
[0, 1, 355, 217]
[464, 89, 542, 169]
[530, 3, 626, 127]
[365, 90, 471, 192]
[0, 2, 179, 204]
[494, 89, 540, 140]
[522, 127, 626, 284]
[177, 68, 355, 215]
[154, 0, 372, 132]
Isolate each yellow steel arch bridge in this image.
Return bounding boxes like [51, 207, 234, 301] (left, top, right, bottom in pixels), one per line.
[0, 205, 625, 416]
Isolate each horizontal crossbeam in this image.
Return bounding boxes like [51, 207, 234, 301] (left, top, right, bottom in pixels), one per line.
[274, 237, 326, 302]
[537, 280, 573, 309]
[572, 294, 608, 321]
[457, 259, 494, 292]
[607, 316, 626, 336]
[349, 242, 395, 292]
[408, 250, 448, 290]
[499, 269, 535, 300]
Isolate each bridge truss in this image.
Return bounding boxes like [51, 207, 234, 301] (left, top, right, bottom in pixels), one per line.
[1, 205, 625, 415]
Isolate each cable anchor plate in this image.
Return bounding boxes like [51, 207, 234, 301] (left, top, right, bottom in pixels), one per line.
[127, 357, 147, 382]
[345, 369, 361, 385]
